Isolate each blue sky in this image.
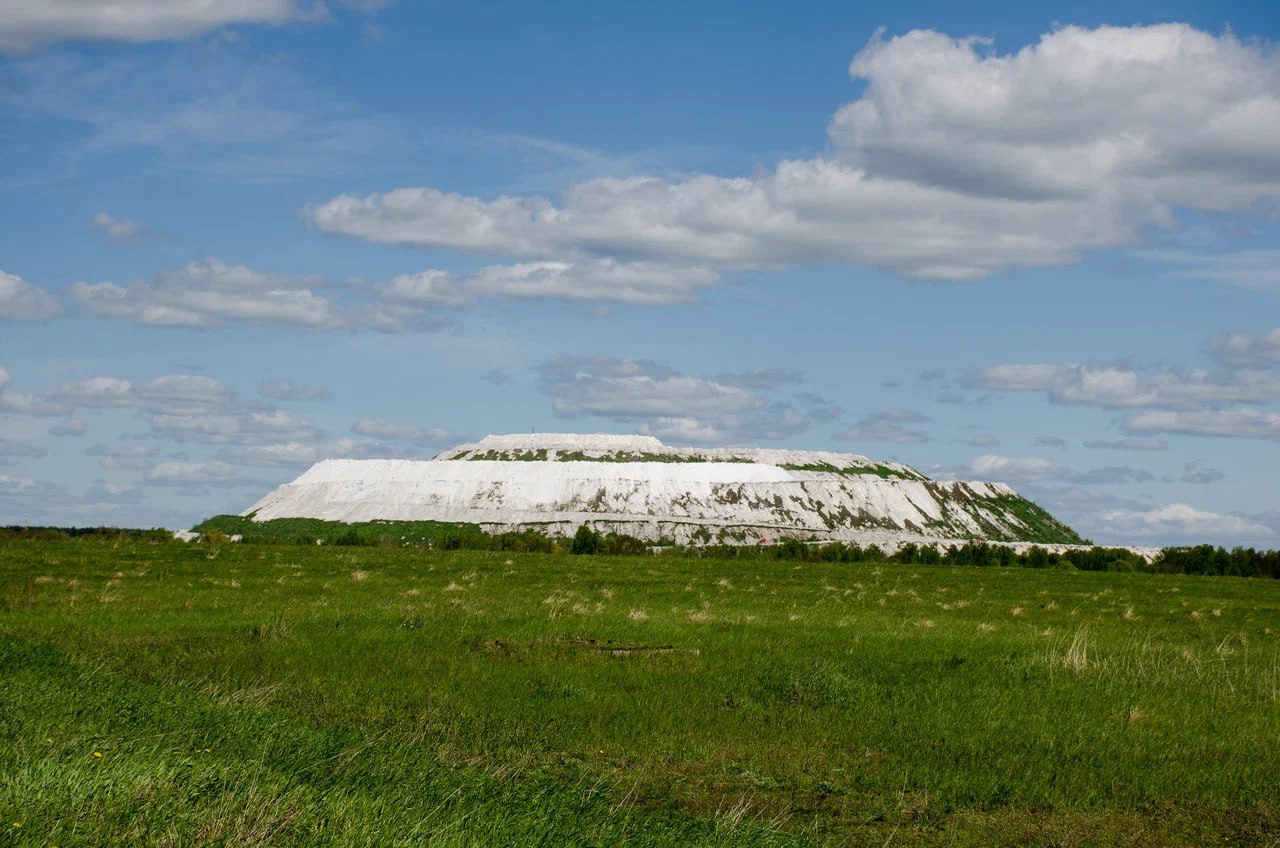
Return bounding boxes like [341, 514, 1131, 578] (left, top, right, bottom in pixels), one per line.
[1, 0, 1279, 546]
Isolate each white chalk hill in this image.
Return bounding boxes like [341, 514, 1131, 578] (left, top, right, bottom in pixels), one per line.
[242, 434, 1084, 546]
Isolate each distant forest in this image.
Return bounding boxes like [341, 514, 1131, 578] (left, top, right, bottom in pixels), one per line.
[2, 519, 1276, 580]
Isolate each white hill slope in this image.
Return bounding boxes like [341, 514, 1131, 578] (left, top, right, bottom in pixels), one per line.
[243, 433, 1093, 550]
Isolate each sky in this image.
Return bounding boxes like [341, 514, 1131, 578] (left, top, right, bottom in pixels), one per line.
[1, 0, 1278, 547]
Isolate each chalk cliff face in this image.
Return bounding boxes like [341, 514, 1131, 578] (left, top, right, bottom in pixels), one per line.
[242, 433, 1084, 546]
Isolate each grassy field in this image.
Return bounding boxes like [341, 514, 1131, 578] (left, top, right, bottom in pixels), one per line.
[1, 540, 1277, 846]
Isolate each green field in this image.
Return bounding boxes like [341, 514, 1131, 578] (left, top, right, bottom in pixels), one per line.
[1, 540, 1277, 846]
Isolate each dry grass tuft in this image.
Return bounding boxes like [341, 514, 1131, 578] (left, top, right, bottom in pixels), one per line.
[1009, 606, 1024, 617]
[1063, 627, 1091, 673]
[628, 609, 648, 621]
[350, 570, 368, 582]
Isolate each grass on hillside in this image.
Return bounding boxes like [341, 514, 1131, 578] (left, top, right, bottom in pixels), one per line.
[1, 540, 1277, 846]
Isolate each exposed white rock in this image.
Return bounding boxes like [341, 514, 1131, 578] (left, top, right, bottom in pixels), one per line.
[243, 433, 1087, 548]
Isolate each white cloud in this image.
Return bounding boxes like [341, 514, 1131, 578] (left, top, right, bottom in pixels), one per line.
[1101, 503, 1272, 540]
[48, 419, 86, 437]
[963, 453, 1154, 487]
[86, 443, 160, 471]
[71, 258, 352, 330]
[46, 372, 326, 448]
[227, 436, 418, 467]
[308, 161, 1130, 281]
[538, 354, 762, 421]
[351, 418, 452, 444]
[969, 454, 1056, 479]
[381, 259, 721, 307]
[1082, 438, 1168, 451]
[0, 364, 70, 417]
[1149, 249, 1280, 293]
[971, 363, 1280, 409]
[0, 0, 320, 53]
[832, 24, 1280, 212]
[144, 461, 240, 485]
[636, 417, 731, 445]
[151, 409, 322, 445]
[836, 409, 931, 444]
[1181, 461, 1225, 485]
[49, 374, 235, 413]
[0, 437, 46, 457]
[1210, 327, 1280, 368]
[259, 380, 334, 402]
[1127, 409, 1280, 440]
[92, 212, 147, 244]
[716, 367, 805, 390]
[308, 24, 1280, 282]
[0, 270, 60, 320]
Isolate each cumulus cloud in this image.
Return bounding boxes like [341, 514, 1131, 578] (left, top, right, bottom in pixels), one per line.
[969, 454, 1056, 479]
[308, 24, 1280, 282]
[636, 417, 731, 445]
[832, 25, 1280, 211]
[0, 437, 46, 458]
[46, 372, 326, 447]
[1151, 249, 1280, 293]
[144, 461, 240, 485]
[1181, 461, 1225, 485]
[1127, 409, 1280, 440]
[382, 259, 721, 307]
[537, 355, 761, 421]
[151, 409, 322, 445]
[966, 453, 1153, 486]
[92, 212, 147, 244]
[796, 392, 843, 422]
[716, 367, 805, 390]
[1101, 503, 1272, 540]
[225, 436, 410, 468]
[71, 258, 358, 330]
[350, 418, 453, 444]
[50, 374, 234, 413]
[259, 380, 334, 402]
[1210, 327, 1280, 369]
[0, 0, 322, 53]
[970, 362, 1280, 409]
[0, 270, 60, 320]
[836, 409, 931, 444]
[86, 443, 161, 471]
[736, 403, 810, 441]
[1083, 438, 1169, 451]
[48, 419, 86, 437]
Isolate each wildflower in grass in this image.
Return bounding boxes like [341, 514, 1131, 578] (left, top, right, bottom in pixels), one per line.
[92, 751, 102, 758]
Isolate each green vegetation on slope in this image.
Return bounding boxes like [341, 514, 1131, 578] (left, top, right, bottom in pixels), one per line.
[2, 540, 1277, 846]
[778, 461, 924, 480]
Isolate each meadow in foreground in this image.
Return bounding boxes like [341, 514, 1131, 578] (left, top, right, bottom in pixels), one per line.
[1, 539, 1277, 846]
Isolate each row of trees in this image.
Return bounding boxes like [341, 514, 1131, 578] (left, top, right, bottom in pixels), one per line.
[7, 521, 1278, 579]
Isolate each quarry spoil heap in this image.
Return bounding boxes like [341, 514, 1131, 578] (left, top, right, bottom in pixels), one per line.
[242, 433, 1084, 548]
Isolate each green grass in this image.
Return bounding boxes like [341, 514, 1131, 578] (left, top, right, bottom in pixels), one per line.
[777, 462, 924, 481]
[2, 540, 1277, 846]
